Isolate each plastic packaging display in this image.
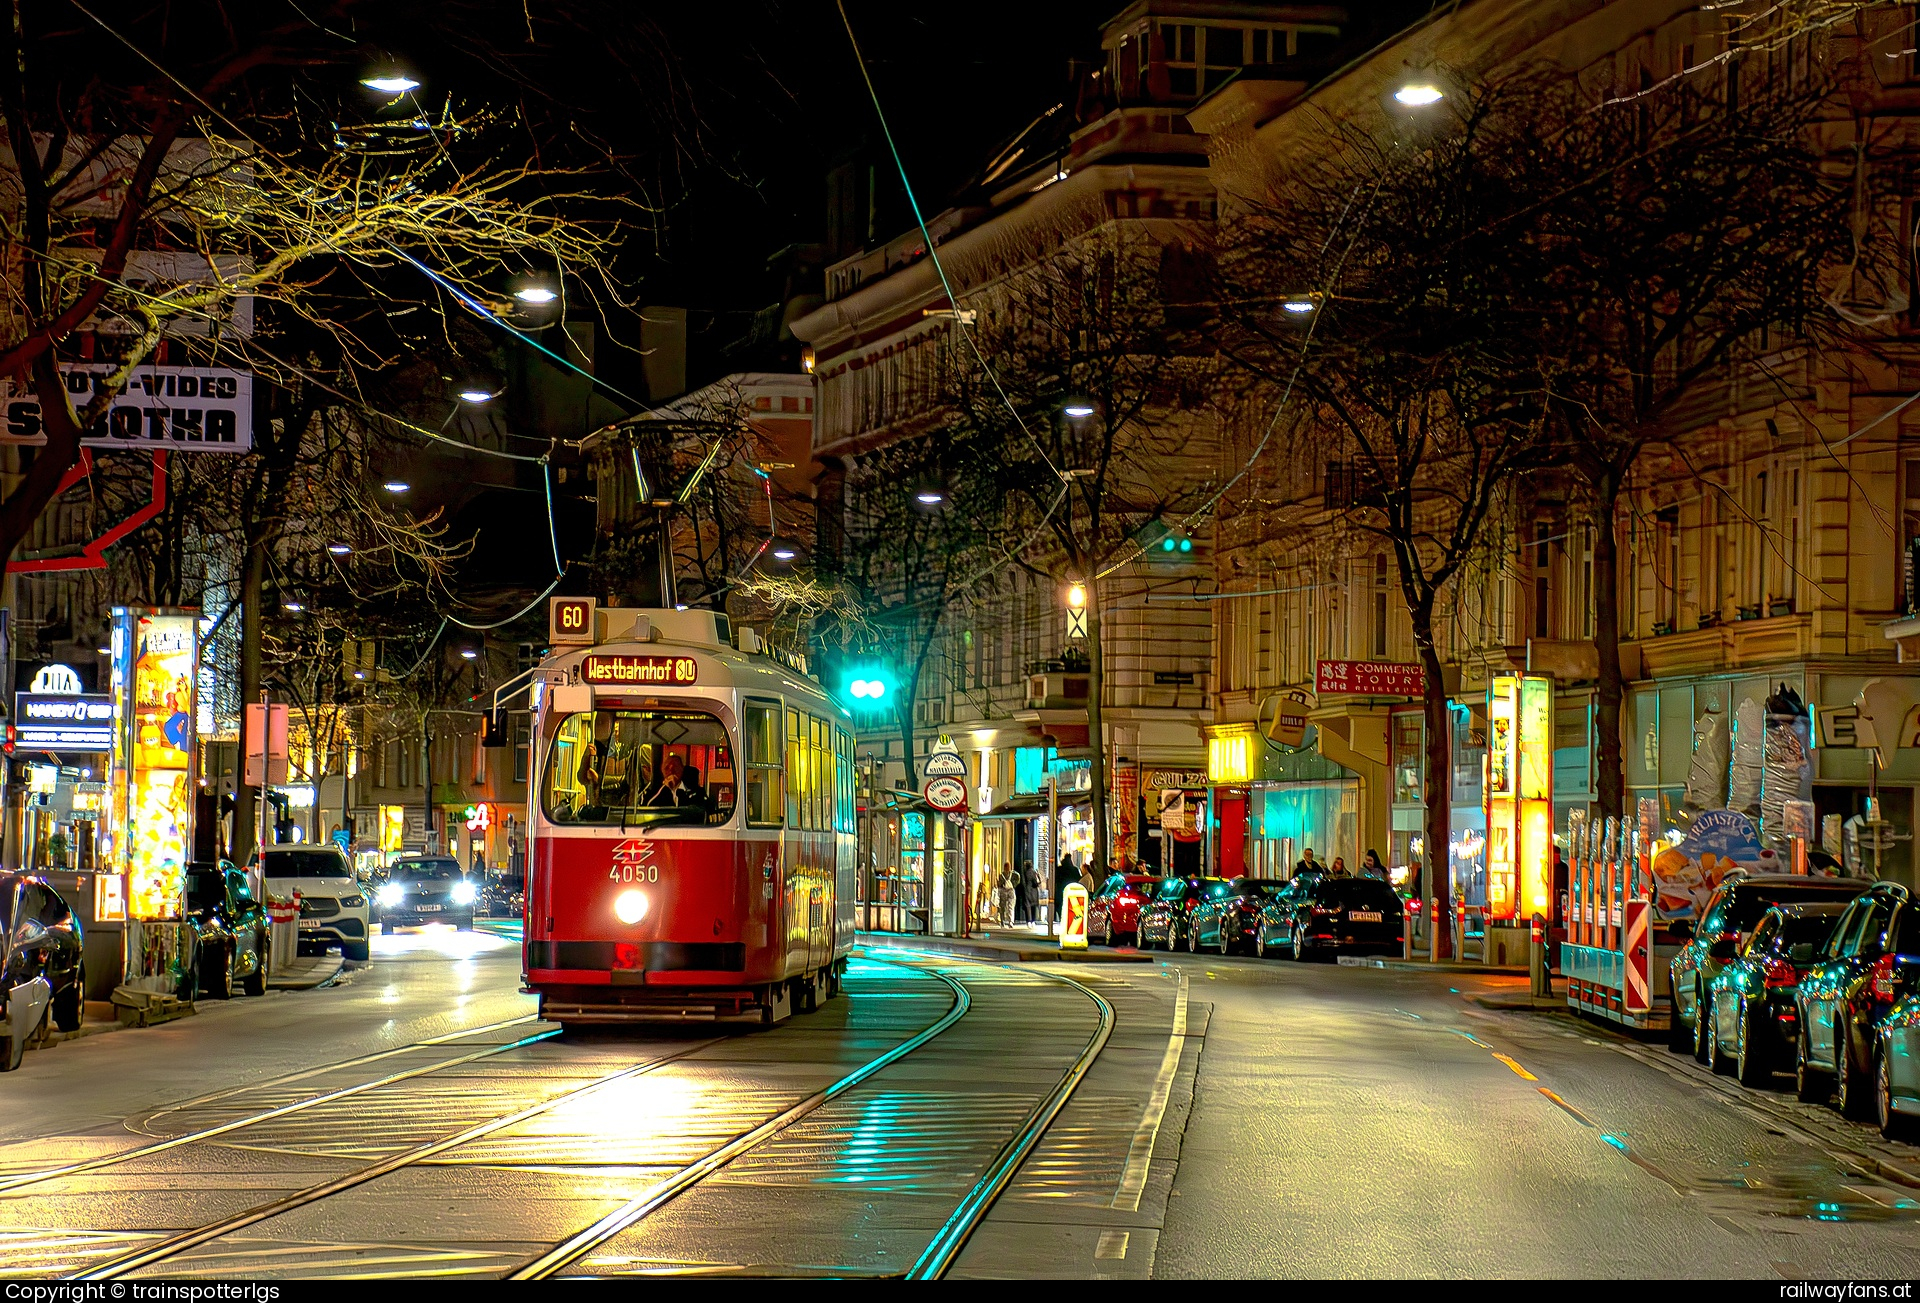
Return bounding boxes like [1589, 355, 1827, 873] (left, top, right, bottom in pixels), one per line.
[1681, 706, 1728, 818]
[1758, 683, 1813, 845]
[1727, 695, 1765, 818]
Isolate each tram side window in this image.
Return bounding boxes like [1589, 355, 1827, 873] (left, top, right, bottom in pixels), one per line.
[744, 700, 784, 828]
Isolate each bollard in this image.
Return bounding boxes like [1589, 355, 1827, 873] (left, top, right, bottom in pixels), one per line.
[1404, 900, 1416, 961]
[1529, 911, 1549, 998]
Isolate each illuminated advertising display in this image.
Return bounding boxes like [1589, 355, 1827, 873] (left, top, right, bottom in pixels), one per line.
[14, 692, 114, 749]
[116, 610, 197, 921]
[1484, 673, 1554, 922]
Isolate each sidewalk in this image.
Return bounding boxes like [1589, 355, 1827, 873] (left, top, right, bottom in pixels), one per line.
[856, 930, 1155, 964]
[268, 954, 345, 990]
[1335, 953, 1530, 977]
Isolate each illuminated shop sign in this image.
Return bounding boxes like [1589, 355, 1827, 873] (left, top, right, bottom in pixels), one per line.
[14, 692, 114, 749]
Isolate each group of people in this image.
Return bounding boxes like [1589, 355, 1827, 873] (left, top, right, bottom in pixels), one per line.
[987, 855, 1106, 928]
[1290, 846, 1419, 895]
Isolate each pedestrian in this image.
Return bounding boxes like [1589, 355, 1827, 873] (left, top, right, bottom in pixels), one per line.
[1013, 864, 1031, 923]
[1079, 860, 1098, 900]
[1294, 845, 1323, 878]
[1360, 849, 1386, 880]
[1329, 856, 1349, 877]
[1407, 857, 1423, 901]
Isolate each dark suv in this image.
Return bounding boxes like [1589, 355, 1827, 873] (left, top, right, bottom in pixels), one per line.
[186, 861, 269, 999]
[1284, 876, 1405, 960]
[1668, 872, 1870, 1059]
[1795, 881, 1916, 1117]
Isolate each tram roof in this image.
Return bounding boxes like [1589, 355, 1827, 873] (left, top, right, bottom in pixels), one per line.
[544, 607, 842, 716]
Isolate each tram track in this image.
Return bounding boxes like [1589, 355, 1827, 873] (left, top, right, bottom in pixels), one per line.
[5, 952, 1116, 1282]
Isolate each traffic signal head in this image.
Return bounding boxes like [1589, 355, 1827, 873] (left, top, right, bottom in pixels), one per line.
[843, 664, 892, 704]
[1136, 517, 1192, 559]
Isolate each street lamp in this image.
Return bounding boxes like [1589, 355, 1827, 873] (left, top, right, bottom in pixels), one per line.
[459, 648, 479, 660]
[1394, 83, 1444, 106]
[513, 284, 559, 305]
[328, 543, 352, 555]
[283, 601, 304, 613]
[1067, 583, 1087, 609]
[1062, 400, 1096, 419]
[361, 73, 421, 94]
[1282, 297, 1318, 315]
[382, 480, 410, 494]
[770, 543, 798, 562]
[456, 387, 495, 404]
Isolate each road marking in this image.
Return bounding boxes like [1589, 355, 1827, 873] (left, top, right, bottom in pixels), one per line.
[1110, 970, 1188, 1212]
[1537, 1088, 1594, 1127]
[1095, 1230, 1130, 1260]
[1492, 1053, 1537, 1081]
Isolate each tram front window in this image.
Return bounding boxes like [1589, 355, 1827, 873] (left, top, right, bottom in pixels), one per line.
[543, 708, 736, 827]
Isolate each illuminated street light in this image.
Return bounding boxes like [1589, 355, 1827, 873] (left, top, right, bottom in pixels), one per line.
[283, 602, 304, 613]
[1282, 298, 1317, 315]
[456, 388, 494, 404]
[771, 544, 798, 561]
[361, 74, 421, 94]
[383, 480, 410, 493]
[460, 648, 479, 660]
[328, 543, 352, 555]
[1067, 583, 1088, 609]
[513, 285, 559, 305]
[916, 489, 946, 505]
[1394, 83, 1443, 106]
[1062, 400, 1096, 419]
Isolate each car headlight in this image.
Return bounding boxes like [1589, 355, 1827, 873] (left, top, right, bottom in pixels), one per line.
[377, 883, 405, 908]
[451, 880, 477, 906]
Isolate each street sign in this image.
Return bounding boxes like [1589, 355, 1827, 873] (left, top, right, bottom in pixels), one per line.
[923, 776, 967, 811]
[243, 701, 289, 786]
[923, 751, 967, 778]
[1060, 883, 1088, 950]
[1264, 690, 1309, 747]
[549, 596, 596, 645]
[1067, 609, 1088, 640]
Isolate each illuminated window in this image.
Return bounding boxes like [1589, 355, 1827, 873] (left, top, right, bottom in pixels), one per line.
[744, 700, 783, 828]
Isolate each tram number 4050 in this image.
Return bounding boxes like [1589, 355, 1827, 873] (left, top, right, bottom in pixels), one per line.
[608, 863, 661, 883]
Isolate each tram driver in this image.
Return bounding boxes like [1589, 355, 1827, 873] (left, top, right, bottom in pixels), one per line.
[573, 713, 650, 821]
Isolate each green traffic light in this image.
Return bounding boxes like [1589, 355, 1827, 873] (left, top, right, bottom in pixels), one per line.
[1179, 537, 1192, 552]
[1162, 537, 1176, 551]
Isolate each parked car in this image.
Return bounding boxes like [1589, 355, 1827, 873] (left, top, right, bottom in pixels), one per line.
[1668, 872, 1871, 1059]
[376, 856, 478, 930]
[1279, 876, 1405, 961]
[1703, 902, 1847, 1085]
[256, 846, 371, 962]
[1873, 960, 1920, 1140]
[0, 874, 83, 1069]
[1252, 876, 1320, 957]
[1795, 881, 1915, 1118]
[1089, 873, 1156, 946]
[1189, 878, 1287, 955]
[481, 873, 526, 920]
[185, 860, 269, 999]
[1137, 876, 1224, 951]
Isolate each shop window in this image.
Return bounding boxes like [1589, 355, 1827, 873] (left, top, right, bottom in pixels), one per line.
[1391, 712, 1424, 805]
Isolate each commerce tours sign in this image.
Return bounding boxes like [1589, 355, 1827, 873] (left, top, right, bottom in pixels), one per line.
[1315, 659, 1425, 697]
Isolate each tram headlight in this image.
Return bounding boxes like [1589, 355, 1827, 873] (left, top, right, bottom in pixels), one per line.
[614, 889, 648, 925]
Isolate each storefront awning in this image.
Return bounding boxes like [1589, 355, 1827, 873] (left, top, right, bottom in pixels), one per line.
[976, 795, 1049, 821]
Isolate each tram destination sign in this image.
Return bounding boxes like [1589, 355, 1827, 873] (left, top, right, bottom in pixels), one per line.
[582, 654, 698, 687]
[15, 692, 114, 749]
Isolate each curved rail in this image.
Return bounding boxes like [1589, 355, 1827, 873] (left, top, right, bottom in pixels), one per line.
[0, 1018, 557, 1196]
[76, 1035, 724, 1281]
[513, 957, 973, 1279]
[907, 964, 1115, 1279]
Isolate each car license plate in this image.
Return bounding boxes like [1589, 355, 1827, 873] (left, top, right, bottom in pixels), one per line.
[1349, 910, 1382, 922]
[417, 903, 441, 912]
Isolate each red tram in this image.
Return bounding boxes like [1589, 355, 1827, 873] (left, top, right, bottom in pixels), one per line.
[524, 607, 856, 1026]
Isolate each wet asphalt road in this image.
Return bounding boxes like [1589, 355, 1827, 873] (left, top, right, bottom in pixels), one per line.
[1152, 949, 1920, 1279]
[3, 923, 1917, 1278]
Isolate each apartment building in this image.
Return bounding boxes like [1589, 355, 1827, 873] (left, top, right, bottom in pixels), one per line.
[1195, 0, 1920, 892]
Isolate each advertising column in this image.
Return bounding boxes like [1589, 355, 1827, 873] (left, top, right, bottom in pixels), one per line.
[114, 608, 199, 993]
[1484, 673, 1553, 925]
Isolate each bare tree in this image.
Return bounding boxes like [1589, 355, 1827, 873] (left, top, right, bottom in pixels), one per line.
[1218, 79, 1558, 952]
[945, 223, 1219, 875]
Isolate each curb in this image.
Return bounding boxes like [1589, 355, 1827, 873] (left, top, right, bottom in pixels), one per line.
[856, 933, 1155, 964]
[268, 955, 346, 990]
[1337, 955, 1530, 976]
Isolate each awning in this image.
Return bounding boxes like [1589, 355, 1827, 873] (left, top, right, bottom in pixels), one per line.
[976, 795, 1050, 821]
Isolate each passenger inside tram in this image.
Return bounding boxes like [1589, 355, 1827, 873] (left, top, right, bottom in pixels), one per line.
[546, 708, 733, 826]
